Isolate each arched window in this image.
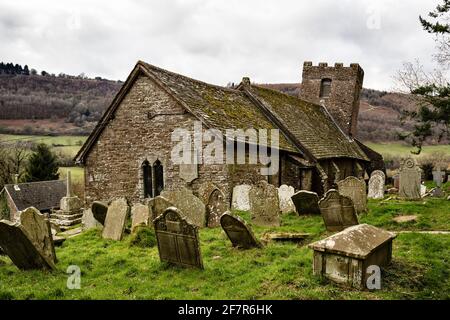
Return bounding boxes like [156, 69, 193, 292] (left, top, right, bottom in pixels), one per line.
[153, 160, 164, 196]
[142, 160, 153, 198]
[320, 78, 332, 98]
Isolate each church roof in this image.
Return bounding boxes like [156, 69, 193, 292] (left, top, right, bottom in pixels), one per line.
[2, 180, 66, 212]
[75, 61, 369, 164]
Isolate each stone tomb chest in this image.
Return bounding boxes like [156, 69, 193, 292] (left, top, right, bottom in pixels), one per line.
[154, 207, 203, 269]
[308, 224, 396, 289]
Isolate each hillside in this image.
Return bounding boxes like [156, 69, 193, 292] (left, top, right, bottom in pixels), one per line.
[0, 66, 443, 143]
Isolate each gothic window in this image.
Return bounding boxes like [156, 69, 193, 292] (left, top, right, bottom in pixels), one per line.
[320, 78, 332, 98]
[153, 160, 164, 196]
[142, 160, 153, 198]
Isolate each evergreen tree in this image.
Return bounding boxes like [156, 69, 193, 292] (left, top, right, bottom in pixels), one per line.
[23, 65, 30, 75]
[24, 143, 60, 182]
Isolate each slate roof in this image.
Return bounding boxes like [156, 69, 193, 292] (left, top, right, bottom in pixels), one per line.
[2, 180, 66, 212]
[75, 61, 370, 163]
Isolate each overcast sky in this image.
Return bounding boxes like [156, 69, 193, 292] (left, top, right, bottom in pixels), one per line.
[0, 0, 442, 90]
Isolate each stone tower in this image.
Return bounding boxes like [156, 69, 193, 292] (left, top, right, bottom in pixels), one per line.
[300, 62, 364, 137]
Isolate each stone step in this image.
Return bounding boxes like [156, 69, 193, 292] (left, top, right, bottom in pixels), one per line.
[50, 218, 82, 227]
[50, 213, 83, 221]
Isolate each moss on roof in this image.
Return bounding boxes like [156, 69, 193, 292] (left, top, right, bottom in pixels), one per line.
[250, 85, 369, 160]
[141, 62, 297, 152]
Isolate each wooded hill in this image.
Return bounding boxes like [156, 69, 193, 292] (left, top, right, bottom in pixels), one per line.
[0, 62, 443, 143]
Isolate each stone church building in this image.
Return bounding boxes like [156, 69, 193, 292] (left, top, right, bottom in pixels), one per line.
[75, 60, 382, 206]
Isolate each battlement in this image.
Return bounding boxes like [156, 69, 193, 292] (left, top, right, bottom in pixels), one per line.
[303, 61, 364, 76]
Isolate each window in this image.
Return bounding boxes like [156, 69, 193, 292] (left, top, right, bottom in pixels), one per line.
[320, 78, 332, 98]
[142, 160, 153, 198]
[153, 160, 164, 196]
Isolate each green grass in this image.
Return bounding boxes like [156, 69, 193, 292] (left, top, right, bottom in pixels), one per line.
[365, 142, 450, 158]
[1, 199, 449, 300]
[58, 167, 84, 184]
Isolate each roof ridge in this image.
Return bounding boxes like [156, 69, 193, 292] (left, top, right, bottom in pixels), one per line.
[138, 60, 241, 94]
[5, 179, 64, 187]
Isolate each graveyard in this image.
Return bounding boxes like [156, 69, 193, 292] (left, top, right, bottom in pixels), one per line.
[0, 194, 448, 300]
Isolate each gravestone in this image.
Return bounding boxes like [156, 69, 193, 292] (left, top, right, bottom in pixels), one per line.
[198, 182, 229, 227]
[420, 184, 427, 197]
[82, 208, 102, 231]
[399, 158, 422, 200]
[291, 190, 321, 215]
[148, 196, 173, 222]
[367, 170, 385, 200]
[92, 201, 108, 225]
[220, 212, 261, 249]
[0, 220, 56, 270]
[309, 224, 396, 289]
[319, 189, 359, 232]
[102, 198, 130, 241]
[131, 203, 150, 232]
[154, 207, 203, 269]
[160, 188, 206, 227]
[249, 180, 280, 227]
[278, 185, 296, 214]
[337, 176, 367, 214]
[432, 168, 445, 187]
[393, 174, 400, 189]
[231, 184, 251, 211]
[179, 164, 198, 183]
[20, 207, 56, 263]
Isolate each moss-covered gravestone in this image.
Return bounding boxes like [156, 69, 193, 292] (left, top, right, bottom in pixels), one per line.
[319, 189, 358, 232]
[102, 198, 130, 241]
[337, 176, 367, 214]
[249, 180, 280, 227]
[220, 212, 261, 249]
[291, 190, 320, 215]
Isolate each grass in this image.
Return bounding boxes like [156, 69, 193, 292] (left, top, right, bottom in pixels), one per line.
[365, 142, 450, 158]
[0, 198, 449, 300]
[58, 167, 84, 184]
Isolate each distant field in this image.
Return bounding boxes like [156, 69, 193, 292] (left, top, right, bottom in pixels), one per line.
[58, 166, 84, 184]
[365, 142, 450, 158]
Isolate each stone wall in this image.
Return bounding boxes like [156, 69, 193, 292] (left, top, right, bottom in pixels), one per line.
[300, 62, 364, 137]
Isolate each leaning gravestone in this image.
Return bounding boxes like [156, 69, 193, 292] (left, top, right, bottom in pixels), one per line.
[249, 180, 281, 227]
[82, 208, 102, 231]
[220, 212, 261, 249]
[20, 207, 56, 263]
[0, 220, 56, 270]
[367, 170, 385, 200]
[92, 201, 108, 225]
[154, 207, 203, 269]
[319, 189, 359, 232]
[291, 190, 321, 215]
[337, 176, 367, 214]
[399, 158, 422, 200]
[131, 203, 150, 232]
[102, 198, 130, 241]
[148, 196, 173, 222]
[231, 184, 251, 211]
[160, 188, 206, 227]
[278, 185, 295, 214]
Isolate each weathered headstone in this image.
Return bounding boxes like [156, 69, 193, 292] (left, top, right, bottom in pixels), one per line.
[0, 220, 56, 270]
[249, 180, 280, 227]
[278, 185, 295, 214]
[220, 212, 261, 249]
[393, 174, 400, 189]
[291, 190, 321, 215]
[231, 184, 251, 211]
[102, 198, 129, 241]
[337, 176, 367, 214]
[148, 196, 173, 222]
[20, 207, 56, 263]
[432, 168, 445, 187]
[131, 203, 150, 232]
[92, 201, 108, 225]
[198, 182, 229, 227]
[205, 189, 229, 228]
[319, 189, 359, 232]
[309, 224, 396, 289]
[179, 164, 198, 183]
[399, 158, 422, 200]
[367, 170, 385, 200]
[82, 208, 102, 231]
[154, 207, 203, 269]
[160, 188, 206, 227]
